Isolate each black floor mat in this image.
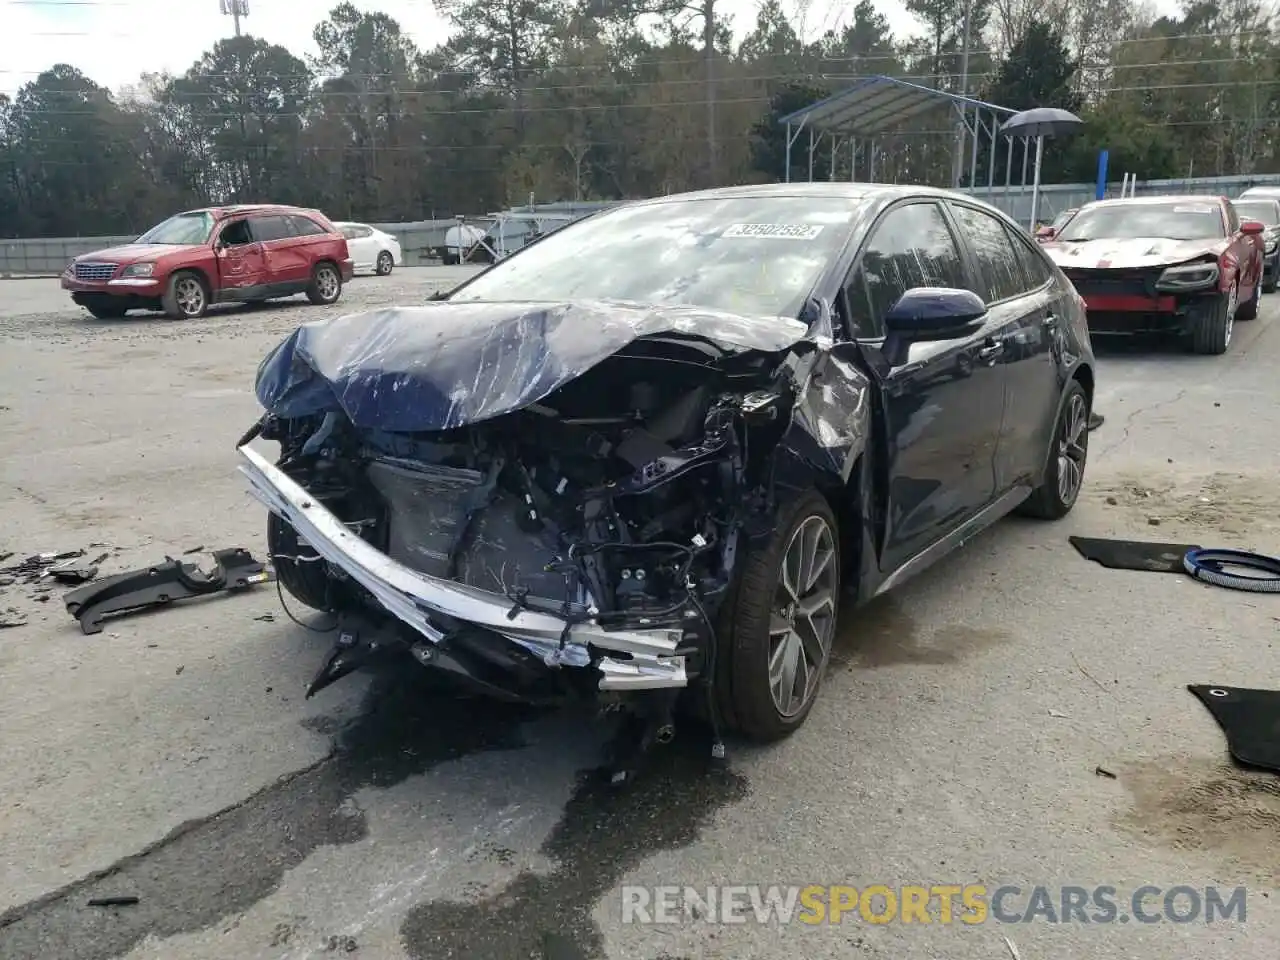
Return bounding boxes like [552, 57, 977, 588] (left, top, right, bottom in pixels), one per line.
[1069, 536, 1200, 573]
[1189, 685, 1280, 773]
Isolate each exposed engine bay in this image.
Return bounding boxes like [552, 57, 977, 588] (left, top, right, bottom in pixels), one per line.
[251, 344, 790, 701]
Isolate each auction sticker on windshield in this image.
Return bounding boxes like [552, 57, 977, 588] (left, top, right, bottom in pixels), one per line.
[1172, 205, 1217, 214]
[722, 223, 825, 240]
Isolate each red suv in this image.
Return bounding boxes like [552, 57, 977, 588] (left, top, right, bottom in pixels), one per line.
[61, 204, 355, 320]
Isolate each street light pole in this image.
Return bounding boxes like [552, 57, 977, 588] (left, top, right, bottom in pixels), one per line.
[953, 0, 973, 187]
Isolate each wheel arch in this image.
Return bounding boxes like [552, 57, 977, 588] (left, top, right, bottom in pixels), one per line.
[171, 265, 212, 294]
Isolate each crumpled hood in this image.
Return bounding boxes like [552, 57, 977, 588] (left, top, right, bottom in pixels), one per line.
[75, 243, 204, 264]
[1045, 237, 1224, 270]
[254, 299, 810, 433]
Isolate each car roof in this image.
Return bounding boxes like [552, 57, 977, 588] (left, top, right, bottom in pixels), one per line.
[609, 181, 1021, 226]
[174, 204, 323, 220]
[1079, 195, 1225, 211]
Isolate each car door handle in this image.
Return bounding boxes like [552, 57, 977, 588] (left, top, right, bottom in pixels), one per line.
[1042, 313, 1058, 328]
[976, 340, 1004, 362]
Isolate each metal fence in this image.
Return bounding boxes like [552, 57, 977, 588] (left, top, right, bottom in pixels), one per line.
[958, 173, 1280, 225]
[5, 180, 1280, 276]
[0, 201, 623, 276]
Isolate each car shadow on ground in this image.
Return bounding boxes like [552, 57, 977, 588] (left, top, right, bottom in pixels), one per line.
[0, 635, 748, 960]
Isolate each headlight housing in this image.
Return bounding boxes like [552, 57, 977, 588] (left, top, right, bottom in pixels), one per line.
[1155, 260, 1220, 292]
[1266, 240, 1278, 255]
[119, 262, 155, 278]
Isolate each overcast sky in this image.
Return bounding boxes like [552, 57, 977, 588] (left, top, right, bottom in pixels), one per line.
[2, 0, 948, 97]
[2, 0, 1187, 98]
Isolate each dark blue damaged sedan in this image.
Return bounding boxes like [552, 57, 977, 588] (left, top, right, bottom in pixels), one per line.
[238, 183, 1095, 774]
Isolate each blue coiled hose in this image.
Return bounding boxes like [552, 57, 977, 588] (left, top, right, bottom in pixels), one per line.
[1183, 547, 1280, 593]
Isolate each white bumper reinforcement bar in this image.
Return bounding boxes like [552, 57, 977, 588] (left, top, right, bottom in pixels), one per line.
[237, 445, 688, 691]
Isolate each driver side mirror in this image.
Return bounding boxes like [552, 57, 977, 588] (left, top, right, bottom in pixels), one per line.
[1241, 219, 1266, 236]
[1035, 226, 1056, 240]
[882, 287, 987, 365]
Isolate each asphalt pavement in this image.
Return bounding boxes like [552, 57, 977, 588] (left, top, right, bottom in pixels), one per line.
[1, 270, 1277, 959]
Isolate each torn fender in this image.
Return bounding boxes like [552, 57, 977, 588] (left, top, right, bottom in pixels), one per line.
[254, 300, 811, 433]
[775, 344, 873, 484]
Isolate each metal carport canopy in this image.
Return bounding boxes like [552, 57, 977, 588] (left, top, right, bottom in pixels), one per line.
[777, 75, 1013, 139]
[776, 75, 1019, 188]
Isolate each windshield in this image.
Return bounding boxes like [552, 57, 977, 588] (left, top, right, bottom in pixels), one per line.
[1057, 202, 1224, 242]
[447, 196, 860, 319]
[137, 212, 215, 245]
[1051, 209, 1076, 230]
[1234, 201, 1280, 225]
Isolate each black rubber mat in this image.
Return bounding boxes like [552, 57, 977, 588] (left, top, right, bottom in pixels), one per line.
[1069, 536, 1200, 573]
[1189, 685, 1280, 773]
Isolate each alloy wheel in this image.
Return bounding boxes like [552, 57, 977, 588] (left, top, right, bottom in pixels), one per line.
[175, 276, 205, 317]
[768, 515, 838, 718]
[377, 252, 393, 275]
[316, 266, 340, 301]
[1057, 392, 1088, 507]
[1225, 283, 1237, 345]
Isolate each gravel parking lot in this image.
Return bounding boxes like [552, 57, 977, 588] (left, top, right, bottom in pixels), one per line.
[1, 268, 1278, 960]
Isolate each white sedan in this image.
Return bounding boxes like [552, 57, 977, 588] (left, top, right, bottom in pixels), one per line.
[335, 222, 402, 276]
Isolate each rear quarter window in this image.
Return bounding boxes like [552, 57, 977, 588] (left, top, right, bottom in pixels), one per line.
[289, 216, 328, 237]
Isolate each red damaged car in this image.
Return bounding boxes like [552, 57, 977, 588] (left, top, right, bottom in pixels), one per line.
[61, 204, 354, 320]
[1042, 195, 1265, 355]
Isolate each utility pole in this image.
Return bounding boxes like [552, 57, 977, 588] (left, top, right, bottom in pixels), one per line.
[704, 0, 717, 187]
[220, 0, 248, 37]
[220, 0, 251, 197]
[952, 0, 972, 187]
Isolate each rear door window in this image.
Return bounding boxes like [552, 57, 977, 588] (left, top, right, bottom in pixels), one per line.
[1005, 227, 1054, 289]
[950, 204, 1027, 303]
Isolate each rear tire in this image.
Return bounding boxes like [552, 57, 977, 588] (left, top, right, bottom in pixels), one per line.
[1188, 282, 1235, 355]
[306, 262, 343, 305]
[161, 271, 209, 320]
[1017, 379, 1089, 521]
[715, 490, 840, 742]
[267, 512, 335, 611]
[375, 251, 394, 276]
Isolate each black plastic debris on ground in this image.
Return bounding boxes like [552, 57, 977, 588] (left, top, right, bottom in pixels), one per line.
[1069, 536, 1200, 574]
[0, 550, 88, 586]
[63, 548, 273, 635]
[1189, 685, 1280, 774]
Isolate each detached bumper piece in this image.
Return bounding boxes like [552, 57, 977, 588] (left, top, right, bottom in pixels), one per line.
[63, 547, 272, 635]
[237, 445, 689, 691]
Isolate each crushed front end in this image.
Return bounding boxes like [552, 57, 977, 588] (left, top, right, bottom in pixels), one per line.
[1062, 257, 1224, 336]
[237, 320, 803, 714]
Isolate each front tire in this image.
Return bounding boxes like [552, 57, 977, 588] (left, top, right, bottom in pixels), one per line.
[716, 491, 840, 741]
[306, 262, 343, 305]
[1018, 379, 1089, 521]
[1189, 282, 1235, 354]
[161, 271, 209, 320]
[267, 512, 335, 611]
[1236, 278, 1261, 321]
[375, 251, 394, 276]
